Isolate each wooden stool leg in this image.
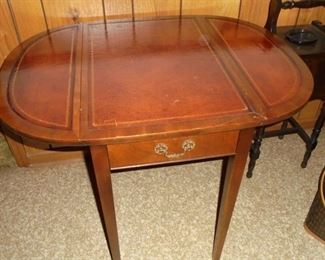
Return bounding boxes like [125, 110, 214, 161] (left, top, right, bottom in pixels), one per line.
[246, 127, 265, 178]
[90, 145, 121, 260]
[301, 103, 325, 168]
[212, 129, 254, 260]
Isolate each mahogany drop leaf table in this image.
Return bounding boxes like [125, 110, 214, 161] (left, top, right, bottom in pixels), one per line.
[0, 16, 313, 259]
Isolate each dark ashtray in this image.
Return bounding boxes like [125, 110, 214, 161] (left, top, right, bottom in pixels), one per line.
[285, 28, 318, 45]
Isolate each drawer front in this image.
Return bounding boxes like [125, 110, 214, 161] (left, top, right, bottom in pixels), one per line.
[108, 131, 239, 170]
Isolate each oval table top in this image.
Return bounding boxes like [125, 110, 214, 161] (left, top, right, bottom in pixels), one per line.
[0, 16, 313, 145]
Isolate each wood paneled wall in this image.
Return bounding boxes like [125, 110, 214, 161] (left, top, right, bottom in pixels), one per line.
[1, 0, 324, 65]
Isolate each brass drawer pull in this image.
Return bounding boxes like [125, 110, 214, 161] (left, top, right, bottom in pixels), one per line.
[154, 139, 196, 159]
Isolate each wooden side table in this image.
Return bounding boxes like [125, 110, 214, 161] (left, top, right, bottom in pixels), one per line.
[0, 16, 313, 259]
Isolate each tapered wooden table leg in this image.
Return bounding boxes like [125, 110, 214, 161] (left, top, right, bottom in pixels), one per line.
[2, 126, 30, 167]
[90, 145, 121, 260]
[212, 129, 254, 260]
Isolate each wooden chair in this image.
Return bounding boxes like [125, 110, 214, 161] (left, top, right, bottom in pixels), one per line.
[247, 0, 325, 178]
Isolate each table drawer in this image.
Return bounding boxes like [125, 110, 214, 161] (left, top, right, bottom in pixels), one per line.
[108, 131, 239, 170]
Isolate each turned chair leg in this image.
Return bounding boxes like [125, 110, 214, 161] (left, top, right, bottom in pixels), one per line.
[301, 103, 325, 168]
[246, 127, 265, 178]
[278, 120, 288, 140]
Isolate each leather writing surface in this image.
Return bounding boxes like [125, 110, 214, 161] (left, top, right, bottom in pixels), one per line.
[8, 27, 78, 129]
[209, 19, 301, 107]
[87, 19, 247, 128]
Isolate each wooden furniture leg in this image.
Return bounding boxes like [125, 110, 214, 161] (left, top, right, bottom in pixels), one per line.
[1, 127, 30, 167]
[90, 145, 121, 260]
[302, 103, 325, 168]
[212, 129, 254, 260]
[278, 119, 288, 139]
[246, 127, 265, 178]
[247, 115, 313, 178]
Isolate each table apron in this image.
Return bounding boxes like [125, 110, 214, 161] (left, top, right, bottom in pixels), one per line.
[107, 131, 239, 170]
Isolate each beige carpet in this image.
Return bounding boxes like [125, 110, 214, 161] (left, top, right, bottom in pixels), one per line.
[0, 131, 324, 259]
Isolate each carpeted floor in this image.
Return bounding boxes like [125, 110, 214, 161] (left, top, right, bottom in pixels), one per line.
[0, 131, 324, 259]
